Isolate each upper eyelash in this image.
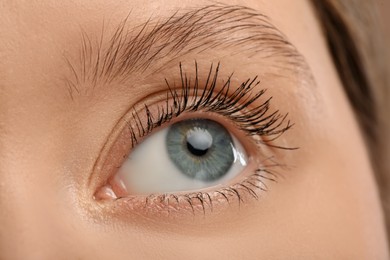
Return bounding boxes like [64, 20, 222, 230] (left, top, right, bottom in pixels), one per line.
[127, 61, 292, 148]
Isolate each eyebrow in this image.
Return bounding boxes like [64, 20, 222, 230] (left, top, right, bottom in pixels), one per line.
[64, 4, 305, 97]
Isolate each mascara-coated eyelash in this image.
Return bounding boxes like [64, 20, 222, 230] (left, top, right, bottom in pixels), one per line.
[94, 61, 294, 216]
[127, 62, 293, 149]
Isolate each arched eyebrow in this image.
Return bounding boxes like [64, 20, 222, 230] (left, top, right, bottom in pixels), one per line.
[64, 4, 306, 96]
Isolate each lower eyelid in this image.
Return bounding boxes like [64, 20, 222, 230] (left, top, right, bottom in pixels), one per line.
[101, 166, 280, 220]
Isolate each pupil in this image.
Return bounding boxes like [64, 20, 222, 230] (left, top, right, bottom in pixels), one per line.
[187, 142, 208, 156]
[186, 128, 213, 156]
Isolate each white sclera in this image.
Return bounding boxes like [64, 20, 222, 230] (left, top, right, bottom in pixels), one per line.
[116, 126, 248, 194]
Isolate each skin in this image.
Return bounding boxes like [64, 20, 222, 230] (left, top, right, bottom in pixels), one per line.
[0, 0, 388, 259]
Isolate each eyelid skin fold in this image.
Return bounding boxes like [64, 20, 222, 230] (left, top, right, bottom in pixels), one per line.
[89, 61, 293, 220]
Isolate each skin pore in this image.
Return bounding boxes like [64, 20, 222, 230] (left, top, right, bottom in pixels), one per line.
[0, 0, 388, 259]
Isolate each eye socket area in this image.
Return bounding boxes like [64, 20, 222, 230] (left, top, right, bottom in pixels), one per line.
[94, 115, 253, 200]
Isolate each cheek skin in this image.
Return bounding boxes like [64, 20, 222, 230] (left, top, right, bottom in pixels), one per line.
[265, 89, 387, 258]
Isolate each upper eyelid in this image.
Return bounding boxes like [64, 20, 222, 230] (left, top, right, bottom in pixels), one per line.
[63, 4, 307, 100]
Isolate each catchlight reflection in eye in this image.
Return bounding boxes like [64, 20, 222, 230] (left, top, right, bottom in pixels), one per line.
[114, 118, 248, 194]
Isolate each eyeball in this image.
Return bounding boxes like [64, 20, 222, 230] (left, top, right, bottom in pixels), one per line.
[113, 118, 248, 194]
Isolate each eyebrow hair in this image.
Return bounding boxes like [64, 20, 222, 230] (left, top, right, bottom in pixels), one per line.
[65, 4, 305, 97]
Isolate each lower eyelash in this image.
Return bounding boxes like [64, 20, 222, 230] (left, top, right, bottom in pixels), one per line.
[114, 167, 280, 216]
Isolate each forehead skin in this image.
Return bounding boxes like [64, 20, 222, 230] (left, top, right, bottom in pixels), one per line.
[0, 0, 388, 259]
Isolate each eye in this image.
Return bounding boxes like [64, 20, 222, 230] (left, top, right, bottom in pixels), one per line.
[92, 62, 293, 214]
[113, 118, 247, 194]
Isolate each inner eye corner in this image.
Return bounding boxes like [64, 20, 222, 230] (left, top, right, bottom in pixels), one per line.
[89, 127, 135, 201]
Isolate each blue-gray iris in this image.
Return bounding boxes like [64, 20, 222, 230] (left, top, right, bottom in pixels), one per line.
[166, 118, 235, 181]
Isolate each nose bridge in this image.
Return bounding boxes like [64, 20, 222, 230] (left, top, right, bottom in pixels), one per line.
[0, 170, 56, 259]
[0, 81, 69, 258]
[0, 90, 75, 258]
[0, 134, 64, 259]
